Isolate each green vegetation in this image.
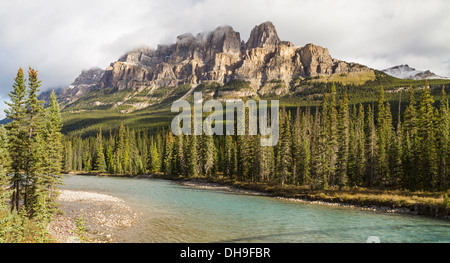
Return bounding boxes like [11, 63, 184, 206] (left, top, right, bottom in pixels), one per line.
[1, 68, 63, 243]
[62, 82, 450, 191]
[74, 210, 88, 242]
[220, 79, 253, 91]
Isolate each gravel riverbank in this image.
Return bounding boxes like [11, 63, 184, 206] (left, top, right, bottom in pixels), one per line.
[49, 190, 139, 243]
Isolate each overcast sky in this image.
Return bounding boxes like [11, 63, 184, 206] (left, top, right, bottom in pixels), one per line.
[1, 0, 449, 118]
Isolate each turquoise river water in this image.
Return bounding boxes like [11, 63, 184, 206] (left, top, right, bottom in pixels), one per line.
[61, 175, 449, 243]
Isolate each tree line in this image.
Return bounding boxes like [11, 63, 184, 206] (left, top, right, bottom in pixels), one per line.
[0, 68, 63, 242]
[63, 82, 449, 192]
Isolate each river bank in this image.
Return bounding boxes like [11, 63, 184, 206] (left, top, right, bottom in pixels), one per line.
[174, 177, 450, 219]
[49, 190, 139, 243]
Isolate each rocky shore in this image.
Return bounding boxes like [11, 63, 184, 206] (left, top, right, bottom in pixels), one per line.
[49, 190, 139, 243]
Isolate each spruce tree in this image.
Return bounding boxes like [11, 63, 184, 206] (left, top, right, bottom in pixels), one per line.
[93, 128, 106, 173]
[201, 122, 216, 177]
[276, 109, 292, 185]
[42, 90, 63, 211]
[355, 104, 366, 186]
[365, 104, 377, 186]
[336, 93, 350, 188]
[5, 68, 28, 212]
[402, 85, 419, 190]
[436, 86, 449, 189]
[375, 87, 390, 186]
[186, 134, 199, 177]
[163, 132, 174, 176]
[418, 84, 438, 190]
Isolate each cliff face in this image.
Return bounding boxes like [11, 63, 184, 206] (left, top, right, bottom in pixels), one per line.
[58, 21, 373, 107]
[58, 67, 105, 105]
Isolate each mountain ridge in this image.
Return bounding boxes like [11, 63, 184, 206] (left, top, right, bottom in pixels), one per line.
[52, 21, 375, 111]
[382, 64, 448, 80]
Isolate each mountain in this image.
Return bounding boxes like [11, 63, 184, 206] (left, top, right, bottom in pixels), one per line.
[56, 21, 375, 112]
[382, 64, 447, 80]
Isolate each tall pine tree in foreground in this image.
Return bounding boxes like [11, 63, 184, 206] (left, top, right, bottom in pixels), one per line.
[5, 68, 28, 212]
[42, 90, 63, 211]
[24, 67, 46, 217]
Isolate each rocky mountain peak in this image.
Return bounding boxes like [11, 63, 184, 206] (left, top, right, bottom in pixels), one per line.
[382, 64, 447, 80]
[246, 21, 280, 50]
[54, 22, 375, 109]
[71, 67, 105, 85]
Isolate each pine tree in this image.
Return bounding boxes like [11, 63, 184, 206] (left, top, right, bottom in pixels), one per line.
[256, 136, 274, 182]
[5, 68, 28, 212]
[42, 90, 63, 211]
[365, 104, 377, 186]
[354, 104, 366, 186]
[325, 84, 338, 186]
[436, 86, 449, 189]
[276, 109, 292, 185]
[375, 87, 390, 186]
[93, 128, 106, 173]
[201, 122, 216, 177]
[418, 83, 438, 190]
[223, 135, 235, 178]
[163, 132, 174, 176]
[310, 106, 326, 189]
[62, 138, 73, 173]
[297, 109, 311, 185]
[186, 134, 199, 177]
[336, 93, 350, 188]
[402, 85, 419, 190]
[148, 139, 161, 174]
[21, 68, 46, 217]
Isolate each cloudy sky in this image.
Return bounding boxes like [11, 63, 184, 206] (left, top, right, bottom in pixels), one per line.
[0, 0, 449, 118]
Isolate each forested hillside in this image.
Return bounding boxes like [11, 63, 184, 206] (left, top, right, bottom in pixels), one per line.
[61, 82, 450, 192]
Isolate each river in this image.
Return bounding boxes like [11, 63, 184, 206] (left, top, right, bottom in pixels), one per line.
[61, 175, 450, 243]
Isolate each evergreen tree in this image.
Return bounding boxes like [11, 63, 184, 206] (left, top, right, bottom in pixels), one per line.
[336, 93, 350, 188]
[186, 134, 199, 177]
[23, 68, 45, 217]
[5, 68, 28, 212]
[276, 109, 292, 185]
[354, 104, 366, 186]
[417, 84, 438, 190]
[62, 138, 73, 173]
[402, 85, 419, 190]
[365, 104, 377, 186]
[148, 139, 160, 173]
[436, 86, 449, 189]
[42, 90, 63, 211]
[201, 122, 216, 177]
[93, 128, 106, 173]
[163, 132, 174, 176]
[376, 87, 390, 186]
[325, 83, 338, 187]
